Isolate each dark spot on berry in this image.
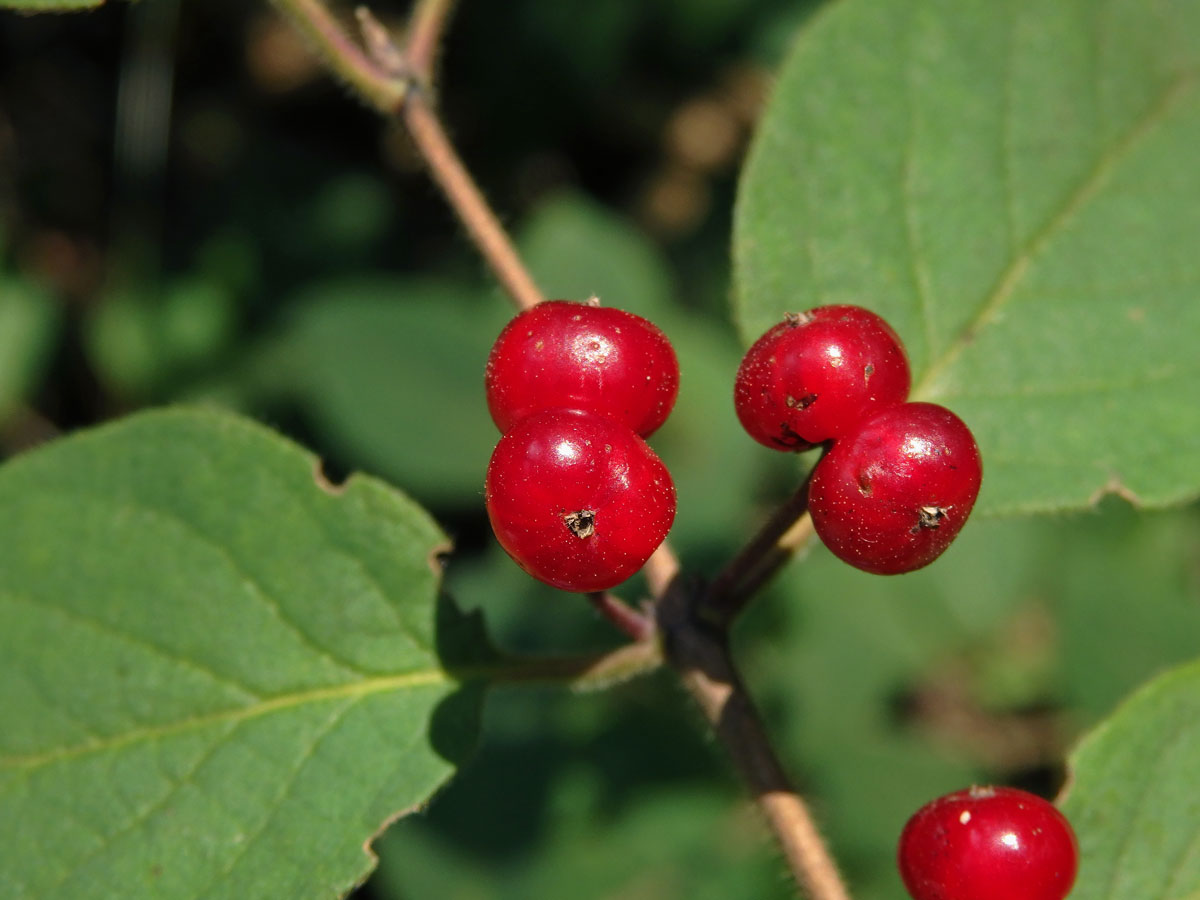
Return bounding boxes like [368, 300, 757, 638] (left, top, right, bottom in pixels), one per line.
[786, 393, 818, 410]
[564, 509, 597, 539]
[913, 506, 947, 533]
[857, 473, 872, 497]
[774, 421, 807, 448]
[864, 363, 875, 380]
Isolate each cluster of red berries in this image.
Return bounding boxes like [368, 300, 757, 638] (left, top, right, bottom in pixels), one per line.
[898, 786, 1079, 900]
[483, 299, 679, 593]
[484, 301, 981, 589]
[734, 305, 983, 574]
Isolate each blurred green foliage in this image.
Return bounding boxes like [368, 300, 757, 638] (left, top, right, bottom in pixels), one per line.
[2, 2, 1198, 899]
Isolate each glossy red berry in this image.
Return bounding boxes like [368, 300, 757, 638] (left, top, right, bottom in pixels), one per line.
[898, 786, 1079, 900]
[734, 305, 911, 451]
[808, 402, 982, 574]
[485, 408, 676, 592]
[485, 299, 680, 437]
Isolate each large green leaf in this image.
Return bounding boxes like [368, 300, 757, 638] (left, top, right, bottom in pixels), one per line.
[1062, 659, 1200, 900]
[0, 409, 477, 899]
[735, 0, 1200, 515]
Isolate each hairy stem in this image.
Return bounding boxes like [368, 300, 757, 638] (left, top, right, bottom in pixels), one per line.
[587, 591, 655, 643]
[734, 514, 817, 601]
[267, 0, 404, 111]
[404, 0, 459, 84]
[272, 0, 542, 311]
[268, 2, 846, 895]
[402, 96, 544, 310]
[704, 460, 821, 625]
[659, 582, 852, 900]
[644, 541, 681, 599]
[481, 639, 663, 691]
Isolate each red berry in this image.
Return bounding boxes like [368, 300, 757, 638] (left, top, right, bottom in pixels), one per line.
[734, 305, 911, 451]
[485, 299, 680, 437]
[485, 408, 676, 592]
[898, 786, 1079, 900]
[808, 402, 982, 574]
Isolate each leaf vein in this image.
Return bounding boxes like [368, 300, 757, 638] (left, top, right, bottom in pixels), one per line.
[0, 669, 447, 774]
[999, 0, 1019, 260]
[51, 486, 380, 681]
[939, 360, 1198, 400]
[915, 70, 1198, 398]
[0, 591, 260, 710]
[37, 717, 242, 898]
[900, 10, 938, 360]
[187, 700, 358, 900]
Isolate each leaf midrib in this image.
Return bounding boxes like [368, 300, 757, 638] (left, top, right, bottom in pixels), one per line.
[0, 668, 449, 774]
[914, 71, 1198, 400]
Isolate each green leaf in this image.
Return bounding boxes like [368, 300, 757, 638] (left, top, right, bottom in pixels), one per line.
[735, 0, 1200, 515]
[0, 408, 477, 899]
[0, 279, 60, 421]
[1062, 659, 1200, 900]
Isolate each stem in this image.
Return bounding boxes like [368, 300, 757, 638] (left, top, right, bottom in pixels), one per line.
[267, 0, 405, 112]
[643, 541, 681, 599]
[405, 0, 459, 84]
[733, 514, 817, 602]
[704, 457, 821, 625]
[268, 4, 848, 895]
[483, 639, 663, 691]
[587, 591, 655, 643]
[659, 583, 851, 900]
[272, 0, 541, 311]
[402, 95, 544, 310]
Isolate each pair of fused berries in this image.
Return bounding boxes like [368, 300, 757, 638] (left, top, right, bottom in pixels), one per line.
[483, 299, 678, 593]
[734, 305, 983, 575]
[899, 786, 1079, 900]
